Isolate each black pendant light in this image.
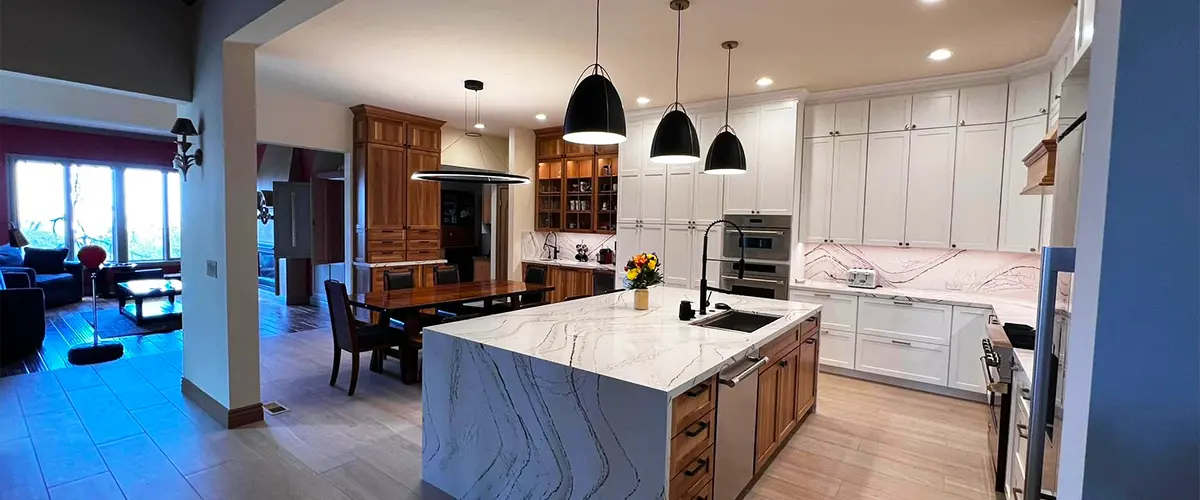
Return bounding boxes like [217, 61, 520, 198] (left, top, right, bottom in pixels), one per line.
[563, 0, 626, 145]
[464, 79, 485, 137]
[704, 41, 747, 175]
[650, 0, 700, 164]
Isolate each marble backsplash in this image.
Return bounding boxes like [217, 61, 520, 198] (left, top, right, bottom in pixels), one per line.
[523, 231, 617, 263]
[802, 244, 1043, 301]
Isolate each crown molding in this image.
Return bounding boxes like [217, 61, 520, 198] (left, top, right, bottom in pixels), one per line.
[624, 88, 810, 121]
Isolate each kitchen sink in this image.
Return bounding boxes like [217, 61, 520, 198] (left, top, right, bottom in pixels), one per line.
[691, 310, 781, 333]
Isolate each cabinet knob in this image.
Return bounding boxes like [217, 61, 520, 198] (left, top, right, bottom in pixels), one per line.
[897, 242, 903, 246]
[828, 131, 835, 136]
[904, 242, 910, 246]
[910, 123, 916, 130]
[951, 244, 957, 249]
[960, 120, 966, 126]
[1030, 247, 1037, 252]
[1039, 108, 1047, 114]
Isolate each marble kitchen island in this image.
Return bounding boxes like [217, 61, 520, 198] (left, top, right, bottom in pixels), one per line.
[421, 286, 823, 499]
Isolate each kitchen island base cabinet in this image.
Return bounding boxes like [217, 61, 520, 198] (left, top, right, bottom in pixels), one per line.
[755, 319, 820, 476]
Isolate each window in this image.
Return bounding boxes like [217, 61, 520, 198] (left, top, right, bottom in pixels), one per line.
[8, 158, 182, 262]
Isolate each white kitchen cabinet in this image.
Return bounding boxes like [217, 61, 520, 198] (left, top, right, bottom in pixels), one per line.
[1074, 0, 1095, 65]
[665, 168, 694, 226]
[948, 306, 990, 393]
[998, 115, 1048, 253]
[951, 123, 1005, 251]
[690, 227, 722, 289]
[819, 330, 856, 369]
[855, 333, 950, 386]
[958, 84, 1010, 125]
[803, 102, 836, 138]
[911, 90, 959, 130]
[615, 224, 639, 259]
[868, 95, 912, 134]
[756, 101, 798, 215]
[663, 224, 693, 288]
[640, 119, 665, 176]
[722, 107, 761, 215]
[620, 120, 644, 177]
[857, 297, 953, 345]
[693, 112, 727, 225]
[805, 100, 868, 137]
[617, 173, 643, 225]
[1007, 73, 1050, 121]
[616, 222, 665, 263]
[800, 137, 833, 244]
[903, 127, 956, 248]
[641, 224, 666, 259]
[640, 171, 667, 225]
[828, 135, 869, 244]
[618, 118, 668, 226]
[862, 131, 910, 247]
[789, 290, 859, 332]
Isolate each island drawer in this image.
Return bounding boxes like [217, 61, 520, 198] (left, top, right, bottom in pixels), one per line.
[678, 478, 712, 500]
[672, 376, 715, 436]
[800, 314, 820, 342]
[670, 444, 713, 500]
[671, 409, 714, 477]
[760, 328, 799, 366]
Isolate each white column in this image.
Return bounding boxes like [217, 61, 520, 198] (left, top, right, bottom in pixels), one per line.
[507, 128, 535, 279]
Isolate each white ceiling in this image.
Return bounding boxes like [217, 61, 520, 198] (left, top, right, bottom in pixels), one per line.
[256, 0, 1073, 132]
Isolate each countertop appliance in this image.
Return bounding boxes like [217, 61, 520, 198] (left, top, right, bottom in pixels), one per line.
[722, 215, 791, 263]
[597, 248, 615, 265]
[846, 268, 878, 289]
[713, 352, 767, 500]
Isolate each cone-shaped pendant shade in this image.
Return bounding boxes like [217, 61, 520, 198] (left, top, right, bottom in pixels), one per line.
[650, 109, 700, 164]
[563, 73, 627, 145]
[704, 130, 747, 175]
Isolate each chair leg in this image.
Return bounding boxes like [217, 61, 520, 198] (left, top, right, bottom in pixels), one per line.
[348, 353, 360, 396]
[329, 349, 341, 387]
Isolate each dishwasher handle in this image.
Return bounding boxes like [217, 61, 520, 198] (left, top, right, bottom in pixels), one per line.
[719, 356, 768, 387]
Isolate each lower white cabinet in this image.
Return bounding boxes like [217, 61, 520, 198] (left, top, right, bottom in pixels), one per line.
[818, 329, 855, 369]
[616, 224, 665, 263]
[855, 333, 950, 386]
[789, 290, 859, 332]
[662, 224, 721, 289]
[948, 306, 991, 393]
[856, 298, 953, 345]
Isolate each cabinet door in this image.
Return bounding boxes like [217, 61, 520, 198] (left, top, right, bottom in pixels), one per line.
[1007, 73, 1051, 121]
[801, 138, 834, 243]
[620, 120, 643, 177]
[789, 290, 858, 332]
[365, 145, 407, 229]
[367, 117, 405, 146]
[665, 169, 694, 226]
[958, 84, 1009, 125]
[775, 349, 800, 442]
[640, 119, 665, 176]
[904, 127, 956, 248]
[755, 363, 780, 472]
[663, 225, 693, 288]
[951, 124, 1005, 250]
[797, 336, 818, 414]
[615, 224, 639, 261]
[564, 141, 594, 157]
[640, 224, 666, 260]
[641, 172, 667, 225]
[829, 135, 869, 244]
[408, 123, 441, 152]
[862, 131, 910, 247]
[948, 306, 990, 393]
[857, 297, 953, 345]
[834, 100, 870, 136]
[405, 149, 441, 230]
[998, 115, 1048, 253]
[690, 227, 722, 289]
[722, 108, 760, 214]
[868, 95, 912, 133]
[803, 103, 836, 138]
[816, 329, 854, 369]
[536, 135, 565, 159]
[694, 113, 727, 224]
[855, 334, 951, 386]
[757, 102, 798, 216]
[911, 90, 959, 130]
[617, 174, 642, 224]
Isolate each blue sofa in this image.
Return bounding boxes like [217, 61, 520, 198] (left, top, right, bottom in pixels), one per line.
[0, 270, 47, 365]
[0, 246, 84, 309]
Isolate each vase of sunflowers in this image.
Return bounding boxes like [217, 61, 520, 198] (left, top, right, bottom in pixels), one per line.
[623, 252, 663, 310]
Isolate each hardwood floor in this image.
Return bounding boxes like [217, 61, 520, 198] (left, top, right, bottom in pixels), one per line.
[1, 289, 330, 377]
[0, 324, 995, 500]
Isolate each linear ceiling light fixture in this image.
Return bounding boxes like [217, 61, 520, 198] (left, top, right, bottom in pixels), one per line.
[562, 0, 627, 145]
[650, 0, 701, 164]
[704, 41, 747, 175]
[410, 170, 531, 185]
[464, 79, 485, 137]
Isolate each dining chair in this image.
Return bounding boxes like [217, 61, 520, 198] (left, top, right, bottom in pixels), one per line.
[433, 265, 461, 285]
[383, 269, 416, 290]
[519, 264, 550, 308]
[324, 279, 412, 396]
[431, 265, 487, 320]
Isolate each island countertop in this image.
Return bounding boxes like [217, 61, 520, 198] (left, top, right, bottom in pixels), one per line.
[424, 286, 823, 398]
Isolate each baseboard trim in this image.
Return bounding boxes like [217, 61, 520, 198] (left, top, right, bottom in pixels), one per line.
[820, 365, 988, 403]
[180, 377, 264, 429]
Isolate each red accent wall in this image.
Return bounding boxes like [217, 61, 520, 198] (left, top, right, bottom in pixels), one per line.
[0, 124, 176, 244]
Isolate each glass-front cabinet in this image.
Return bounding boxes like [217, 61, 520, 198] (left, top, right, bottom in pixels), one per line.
[536, 159, 563, 231]
[534, 127, 618, 234]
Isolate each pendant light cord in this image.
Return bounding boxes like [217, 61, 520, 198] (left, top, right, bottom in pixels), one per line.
[674, 9, 681, 104]
[594, 0, 600, 66]
[724, 46, 732, 126]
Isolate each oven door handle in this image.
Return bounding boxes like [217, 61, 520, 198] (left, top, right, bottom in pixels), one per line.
[980, 355, 1009, 394]
[722, 275, 786, 284]
[727, 229, 786, 236]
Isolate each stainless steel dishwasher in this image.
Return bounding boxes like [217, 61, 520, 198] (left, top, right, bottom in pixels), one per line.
[713, 351, 768, 500]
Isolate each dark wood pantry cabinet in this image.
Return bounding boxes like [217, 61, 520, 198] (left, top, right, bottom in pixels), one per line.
[534, 127, 619, 234]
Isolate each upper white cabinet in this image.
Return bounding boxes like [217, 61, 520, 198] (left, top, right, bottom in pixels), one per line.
[803, 135, 867, 244]
[868, 91, 958, 133]
[800, 137, 833, 243]
[948, 306, 991, 394]
[804, 100, 869, 137]
[951, 124, 1006, 250]
[861, 128, 955, 248]
[724, 101, 797, 216]
[1074, 0, 1095, 64]
[868, 96, 912, 134]
[998, 115, 1048, 253]
[1007, 73, 1051, 121]
[617, 121, 644, 225]
[665, 112, 726, 226]
[722, 107, 761, 215]
[862, 131, 910, 246]
[665, 165, 695, 226]
[958, 84, 1009, 126]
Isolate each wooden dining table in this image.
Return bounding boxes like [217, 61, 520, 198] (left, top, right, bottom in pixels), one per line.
[348, 280, 555, 384]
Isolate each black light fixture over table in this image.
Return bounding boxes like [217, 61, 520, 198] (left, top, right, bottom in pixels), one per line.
[464, 79, 485, 137]
[171, 117, 203, 180]
[704, 41, 747, 175]
[562, 0, 626, 145]
[650, 0, 700, 164]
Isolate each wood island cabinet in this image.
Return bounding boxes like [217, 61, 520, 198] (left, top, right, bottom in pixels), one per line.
[534, 127, 618, 234]
[755, 316, 821, 473]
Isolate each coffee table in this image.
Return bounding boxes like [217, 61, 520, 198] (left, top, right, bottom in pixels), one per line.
[117, 279, 183, 325]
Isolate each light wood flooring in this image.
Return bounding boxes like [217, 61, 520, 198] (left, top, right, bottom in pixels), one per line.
[0, 327, 995, 500]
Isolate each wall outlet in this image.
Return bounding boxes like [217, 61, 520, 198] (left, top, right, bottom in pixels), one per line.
[206, 260, 219, 278]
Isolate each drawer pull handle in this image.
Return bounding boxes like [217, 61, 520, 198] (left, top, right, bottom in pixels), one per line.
[806, 316, 818, 322]
[685, 383, 709, 398]
[890, 340, 912, 346]
[1017, 423, 1029, 439]
[812, 293, 831, 297]
[891, 301, 913, 306]
[683, 421, 709, 437]
[805, 338, 816, 344]
[1021, 388, 1031, 400]
[683, 458, 708, 477]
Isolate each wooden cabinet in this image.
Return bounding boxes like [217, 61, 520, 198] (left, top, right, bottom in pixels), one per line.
[959, 84, 1010, 126]
[670, 377, 716, 500]
[951, 123, 1006, 250]
[797, 335, 818, 414]
[754, 360, 780, 472]
[999, 115, 1049, 253]
[535, 127, 617, 234]
[520, 262, 594, 303]
[536, 134, 565, 159]
[352, 105, 445, 265]
[755, 320, 820, 473]
[774, 348, 800, 442]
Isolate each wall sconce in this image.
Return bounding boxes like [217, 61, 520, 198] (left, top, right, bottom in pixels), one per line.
[171, 118, 203, 180]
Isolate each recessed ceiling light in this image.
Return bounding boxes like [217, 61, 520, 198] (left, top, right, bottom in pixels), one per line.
[927, 48, 954, 61]
[534, 113, 547, 121]
[919, 0, 943, 4]
[636, 97, 652, 105]
[755, 77, 774, 87]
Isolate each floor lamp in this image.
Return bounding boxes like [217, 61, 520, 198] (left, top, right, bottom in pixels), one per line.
[67, 245, 124, 365]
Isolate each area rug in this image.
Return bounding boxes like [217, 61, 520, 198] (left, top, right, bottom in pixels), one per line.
[93, 307, 181, 339]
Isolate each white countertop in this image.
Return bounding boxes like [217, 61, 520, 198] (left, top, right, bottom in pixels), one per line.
[790, 280, 1040, 327]
[425, 286, 822, 398]
[522, 258, 618, 272]
[354, 259, 448, 268]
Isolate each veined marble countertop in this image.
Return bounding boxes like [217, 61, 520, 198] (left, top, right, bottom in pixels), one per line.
[352, 259, 448, 268]
[425, 286, 822, 398]
[521, 258, 618, 272]
[790, 280, 1040, 327]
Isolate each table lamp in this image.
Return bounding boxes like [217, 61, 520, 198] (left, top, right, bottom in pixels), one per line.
[68, 245, 124, 365]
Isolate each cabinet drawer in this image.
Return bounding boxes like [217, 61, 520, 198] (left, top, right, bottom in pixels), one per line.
[407, 228, 440, 241]
[367, 228, 406, 239]
[682, 480, 712, 500]
[366, 250, 407, 263]
[789, 290, 858, 332]
[672, 376, 715, 436]
[760, 328, 799, 364]
[800, 315, 820, 341]
[818, 329, 855, 369]
[670, 409, 714, 477]
[405, 249, 441, 262]
[670, 445, 713, 500]
[857, 297, 953, 345]
[854, 333, 950, 386]
[405, 239, 439, 251]
[366, 240, 406, 253]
